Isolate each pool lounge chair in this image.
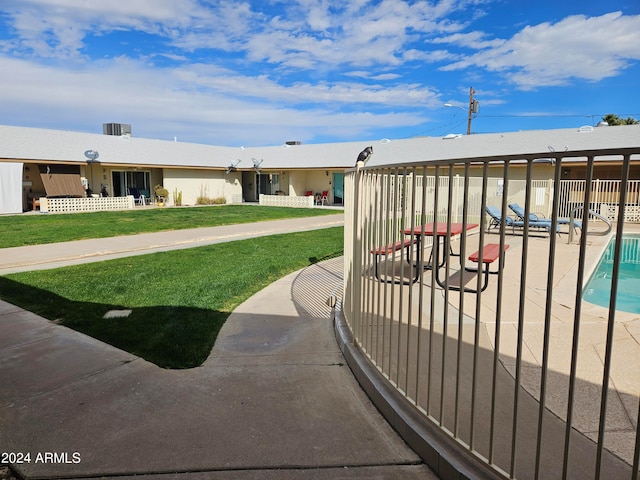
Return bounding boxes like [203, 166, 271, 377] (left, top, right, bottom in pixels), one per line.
[508, 203, 546, 222]
[485, 206, 559, 236]
[508, 203, 581, 234]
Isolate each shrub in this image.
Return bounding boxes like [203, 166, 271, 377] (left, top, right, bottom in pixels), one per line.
[196, 184, 226, 204]
[173, 189, 183, 206]
[154, 185, 169, 200]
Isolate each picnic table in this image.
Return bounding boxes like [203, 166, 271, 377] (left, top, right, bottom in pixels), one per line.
[404, 222, 477, 271]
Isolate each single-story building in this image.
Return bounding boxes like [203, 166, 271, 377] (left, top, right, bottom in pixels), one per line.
[0, 123, 638, 214]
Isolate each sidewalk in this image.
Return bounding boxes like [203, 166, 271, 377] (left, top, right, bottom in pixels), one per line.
[0, 216, 437, 479]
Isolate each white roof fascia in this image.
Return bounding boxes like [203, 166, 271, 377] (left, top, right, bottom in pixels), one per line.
[365, 125, 640, 168]
[0, 125, 364, 170]
[1, 124, 638, 171]
[0, 125, 239, 168]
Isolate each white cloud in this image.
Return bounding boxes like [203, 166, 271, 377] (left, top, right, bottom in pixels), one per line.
[173, 61, 440, 107]
[344, 70, 401, 81]
[0, 0, 475, 69]
[0, 55, 428, 145]
[441, 12, 640, 89]
[2, 1, 638, 143]
[402, 48, 456, 62]
[1, 0, 207, 57]
[371, 73, 402, 80]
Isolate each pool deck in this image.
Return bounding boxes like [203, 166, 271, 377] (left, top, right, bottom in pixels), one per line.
[349, 222, 640, 478]
[411, 223, 640, 467]
[471, 224, 640, 465]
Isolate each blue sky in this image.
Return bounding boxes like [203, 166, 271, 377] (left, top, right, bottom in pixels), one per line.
[0, 1, 639, 147]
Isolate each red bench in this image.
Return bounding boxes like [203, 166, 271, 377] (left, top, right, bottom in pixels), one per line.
[370, 238, 416, 256]
[370, 238, 417, 284]
[461, 243, 510, 293]
[468, 243, 510, 265]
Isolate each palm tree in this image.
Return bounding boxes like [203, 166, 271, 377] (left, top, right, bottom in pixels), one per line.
[601, 113, 639, 126]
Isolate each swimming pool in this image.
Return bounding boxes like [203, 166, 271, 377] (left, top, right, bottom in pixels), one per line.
[583, 234, 640, 314]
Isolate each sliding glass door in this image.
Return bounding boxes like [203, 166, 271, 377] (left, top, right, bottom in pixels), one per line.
[112, 170, 150, 197]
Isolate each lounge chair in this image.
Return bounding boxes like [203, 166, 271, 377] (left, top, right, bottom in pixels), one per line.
[485, 206, 559, 236]
[508, 203, 546, 222]
[486, 206, 518, 231]
[509, 203, 581, 234]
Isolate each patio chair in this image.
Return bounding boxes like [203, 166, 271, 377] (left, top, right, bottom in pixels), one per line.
[509, 203, 581, 235]
[486, 206, 517, 231]
[319, 191, 329, 206]
[139, 189, 151, 205]
[305, 190, 315, 204]
[508, 203, 546, 222]
[127, 187, 146, 206]
[485, 206, 559, 236]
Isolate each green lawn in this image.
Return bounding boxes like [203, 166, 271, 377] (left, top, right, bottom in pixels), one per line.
[0, 205, 342, 248]
[0, 227, 344, 369]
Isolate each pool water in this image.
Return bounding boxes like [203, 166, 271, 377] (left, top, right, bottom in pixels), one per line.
[583, 235, 640, 314]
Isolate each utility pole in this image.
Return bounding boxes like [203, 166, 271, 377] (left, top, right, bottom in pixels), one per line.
[467, 87, 478, 135]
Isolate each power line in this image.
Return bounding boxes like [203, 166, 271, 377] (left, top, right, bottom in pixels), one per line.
[401, 111, 639, 140]
[403, 118, 467, 139]
[481, 113, 640, 119]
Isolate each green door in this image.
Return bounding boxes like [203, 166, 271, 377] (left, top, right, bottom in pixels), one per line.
[333, 173, 344, 205]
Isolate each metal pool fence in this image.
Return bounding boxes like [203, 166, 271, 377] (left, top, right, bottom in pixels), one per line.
[339, 148, 640, 480]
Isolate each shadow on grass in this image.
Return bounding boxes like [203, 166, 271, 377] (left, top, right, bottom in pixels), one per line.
[308, 250, 343, 264]
[0, 276, 225, 369]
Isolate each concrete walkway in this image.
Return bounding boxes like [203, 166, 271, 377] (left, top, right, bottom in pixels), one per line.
[0, 214, 437, 479]
[0, 214, 345, 275]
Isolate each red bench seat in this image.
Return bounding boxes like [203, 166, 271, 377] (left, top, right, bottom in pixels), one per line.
[370, 238, 418, 285]
[453, 243, 510, 293]
[371, 238, 417, 256]
[468, 243, 510, 264]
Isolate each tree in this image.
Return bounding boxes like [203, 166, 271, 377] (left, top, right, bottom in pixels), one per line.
[601, 113, 639, 126]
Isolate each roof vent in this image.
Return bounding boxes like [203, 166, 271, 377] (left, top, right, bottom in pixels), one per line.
[103, 123, 131, 136]
[443, 133, 462, 139]
[578, 125, 594, 133]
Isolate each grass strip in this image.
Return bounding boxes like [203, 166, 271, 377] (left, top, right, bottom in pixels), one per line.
[0, 227, 343, 369]
[0, 205, 341, 248]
